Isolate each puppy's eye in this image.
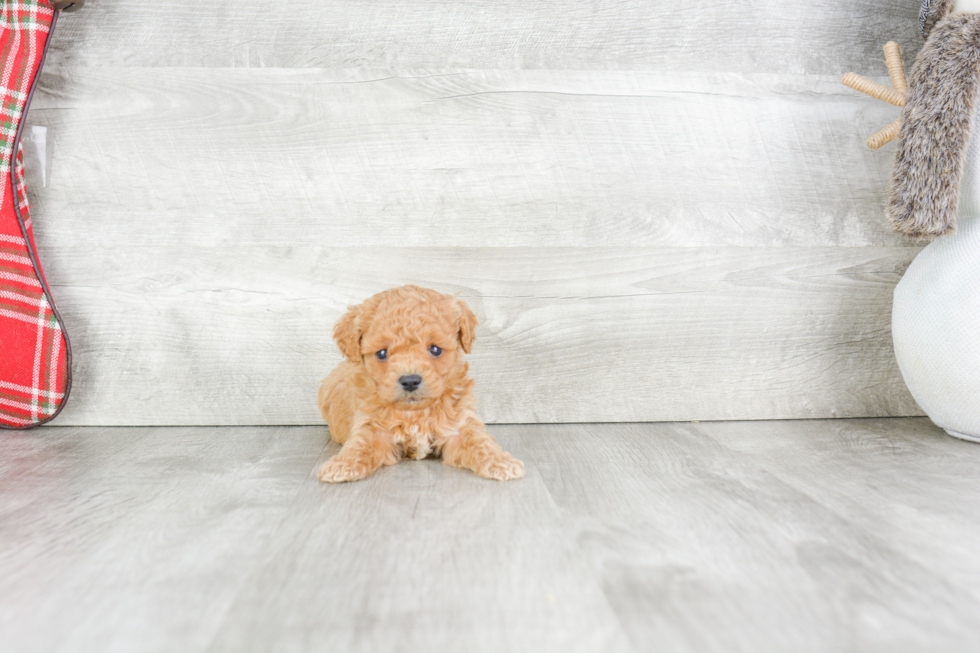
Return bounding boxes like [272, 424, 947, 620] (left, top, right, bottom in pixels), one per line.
[429, 345, 443, 357]
[376, 349, 388, 361]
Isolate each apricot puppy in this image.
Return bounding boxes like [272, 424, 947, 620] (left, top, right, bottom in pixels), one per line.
[317, 285, 525, 483]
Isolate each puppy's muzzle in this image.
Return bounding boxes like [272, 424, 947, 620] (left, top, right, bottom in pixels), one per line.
[399, 374, 422, 393]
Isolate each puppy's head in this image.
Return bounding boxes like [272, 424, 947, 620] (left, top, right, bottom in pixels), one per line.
[334, 285, 478, 410]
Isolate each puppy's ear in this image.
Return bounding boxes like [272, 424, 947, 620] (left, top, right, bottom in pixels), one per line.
[334, 304, 364, 362]
[455, 298, 478, 354]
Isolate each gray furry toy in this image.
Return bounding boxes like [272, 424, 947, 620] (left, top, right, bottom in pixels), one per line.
[890, 0, 980, 238]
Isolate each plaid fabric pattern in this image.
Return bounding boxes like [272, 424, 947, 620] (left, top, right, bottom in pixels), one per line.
[0, 0, 69, 428]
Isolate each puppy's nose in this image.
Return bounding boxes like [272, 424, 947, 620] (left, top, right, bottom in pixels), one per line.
[399, 375, 422, 392]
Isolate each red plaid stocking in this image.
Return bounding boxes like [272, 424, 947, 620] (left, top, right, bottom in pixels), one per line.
[0, 1, 70, 429]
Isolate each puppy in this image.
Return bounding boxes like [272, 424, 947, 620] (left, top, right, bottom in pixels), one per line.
[317, 285, 525, 483]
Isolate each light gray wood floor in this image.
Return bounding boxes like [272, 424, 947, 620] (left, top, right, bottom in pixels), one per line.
[3, 418, 980, 652]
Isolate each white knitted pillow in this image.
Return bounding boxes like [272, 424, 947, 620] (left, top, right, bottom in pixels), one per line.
[892, 104, 980, 441]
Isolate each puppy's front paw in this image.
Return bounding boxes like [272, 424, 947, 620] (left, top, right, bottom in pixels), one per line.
[478, 451, 525, 481]
[318, 455, 376, 483]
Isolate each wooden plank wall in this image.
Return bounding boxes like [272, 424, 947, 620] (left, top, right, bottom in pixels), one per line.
[25, 0, 925, 425]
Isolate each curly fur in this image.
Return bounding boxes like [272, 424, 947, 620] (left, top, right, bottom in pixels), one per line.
[316, 285, 524, 483]
[889, 13, 980, 239]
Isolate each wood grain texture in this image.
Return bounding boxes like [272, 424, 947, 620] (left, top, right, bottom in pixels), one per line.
[29, 69, 910, 248]
[519, 419, 980, 652]
[699, 419, 980, 596]
[0, 425, 631, 653]
[47, 0, 920, 74]
[40, 245, 922, 426]
[0, 426, 328, 652]
[3, 419, 980, 652]
[208, 434, 629, 653]
[16, 2, 928, 425]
